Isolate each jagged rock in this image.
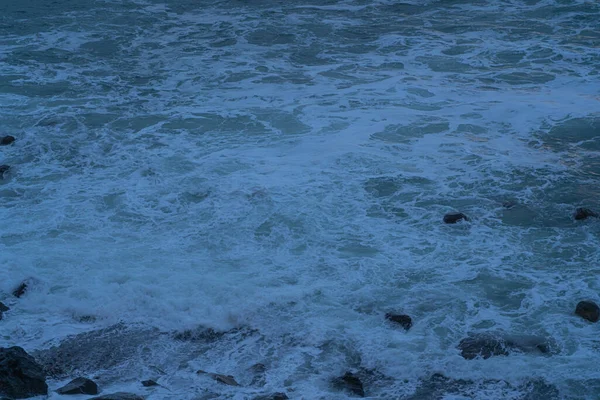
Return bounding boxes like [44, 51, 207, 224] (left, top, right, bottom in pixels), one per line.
[253, 393, 289, 400]
[574, 207, 598, 220]
[141, 380, 158, 387]
[385, 313, 412, 330]
[0, 165, 10, 178]
[56, 377, 98, 395]
[0, 346, 48, 399]
[0, 302, 8, 312]
[332, 372, 365, 397]
[89, 393, 144, 400]
[443, 212, 469, 224]
[197, 370, 239, 386]
[0, 136, 15, 146]
[12, 282, 27, 298]
[458, 333, 552, 360]
[575, 300, 599, 322]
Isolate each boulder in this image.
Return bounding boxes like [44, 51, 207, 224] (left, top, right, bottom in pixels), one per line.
[141, 380, 158, 387]
[332, 372, 365, 397]
[574, 208, 598, 220]
[0, 136, 15, 146]
[575, 300, 599, 322]
[0, 165, 10, 178]
[56, 377, 98, 395]
[443, 212, 469, 224]
[0, 346, 48, 399]
[385, 313, 412, 330]
[89, 393, 144, 400]
[197, 370, 239, 386]
[253, 393, 289, 400]
[12, 282, 27, 298]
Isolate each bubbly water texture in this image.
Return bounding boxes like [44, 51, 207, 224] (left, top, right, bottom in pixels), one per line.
[1, 0, 600, 398]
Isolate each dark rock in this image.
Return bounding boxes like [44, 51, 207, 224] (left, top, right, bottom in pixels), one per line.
[575, 300, 599, 322]
[0, 136, 15, 146]
[385, 313, 412, 330]
[0, 302, 8, 312]
[332, 372, 365, 397]
[0, 165, 10, 178]
[197, 370, 239, 386]
[443, 212, 469, 224]
[458, 334, 510, 360]
[574, 207, 598, 220]
[0, 346, 48, 399]
[89, 393, 144, 400]
[502, 201, 516, 209]
[56, 377, 99, 395]
[12, 282, 27, 298]
[249, 363, 266, 374]
[173, 327, 225, 342]
[141, 380, 158, 387]
[458, 333, 553, 360]
[253, 393, 289, 400]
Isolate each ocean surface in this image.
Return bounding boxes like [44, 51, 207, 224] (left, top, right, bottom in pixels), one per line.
[1, 0, 600, 398]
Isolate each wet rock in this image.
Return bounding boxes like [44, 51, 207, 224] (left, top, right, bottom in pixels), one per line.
[502, 201, 516, 209]
[12, 282, 27, 298]
[89, 393, 144, 400]
[253, 393, 289, 400]
[33, 324, 161, 378]
[332, 372, 365, 397]
[0, 165, 10, 178]
[197, 370, 239, 386]
[385, 313, 412, 330]
[173, 327, 225, 342]
[574, 207, 598, 220]
[458, 333, 553, 360]
[458, 334, 509, 360]
[141, 379, 158, 387]
[0, 302, 9, 312]
[56, 377, 99, 395]
[249, 363, 266, 386]
[249, 363, 266, 374]
[443, 212, 469, 224]
[0, 346, 48, 399]
[0, 136, 15, 146]
[575, 300, 599, 322]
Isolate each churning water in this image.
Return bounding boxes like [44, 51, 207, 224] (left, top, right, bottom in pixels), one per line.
[1, 0, 600, 398]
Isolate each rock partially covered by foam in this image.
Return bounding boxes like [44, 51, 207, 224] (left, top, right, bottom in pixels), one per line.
[0, 346, 48, 399]
[574, 208, 598, 220]
[458, 333, 553, 360]
[332, 372, 365, 397]
[89, 393, 144, 400]
[0, 136, 15, 145]
[0, 302, 8, 321]
[443, 212, 469, 224]
[385, 313, 412, 331]
[253, 393, 289, 400]
[56, 377, 99, 395]
[575, 300, 599, 322]
[0, 165, 10, 178]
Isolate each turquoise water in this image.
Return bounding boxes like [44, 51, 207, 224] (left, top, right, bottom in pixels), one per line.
[1, 0, 600, 398]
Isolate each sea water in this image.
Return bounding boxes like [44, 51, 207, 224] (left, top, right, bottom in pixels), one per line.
[1, 0, 600, 398]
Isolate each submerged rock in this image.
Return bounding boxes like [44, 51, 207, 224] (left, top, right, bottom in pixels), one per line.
[575, 300, 599, 322]
[458, 333, 553, 360]
[332, 372, 365, 397]
[197, 370, 239, 386]
[12, 282, 27, 298]
[385, 313, 412, 330]
[0, 303, 8, 312]
[0, 165, 10, 178]
[0, 136, 15, 146]
[141, 380, 158, 387]
[56, 377, 98, 395]
[253, 393, 289, 400]
[443, 212, 469, 224]
[89, 393, 144, 400]
[574, 207, 598, 220]
[0, 346, 48, 399]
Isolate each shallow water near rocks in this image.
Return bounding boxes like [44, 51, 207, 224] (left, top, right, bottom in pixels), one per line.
[1, 0, 600, 398]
